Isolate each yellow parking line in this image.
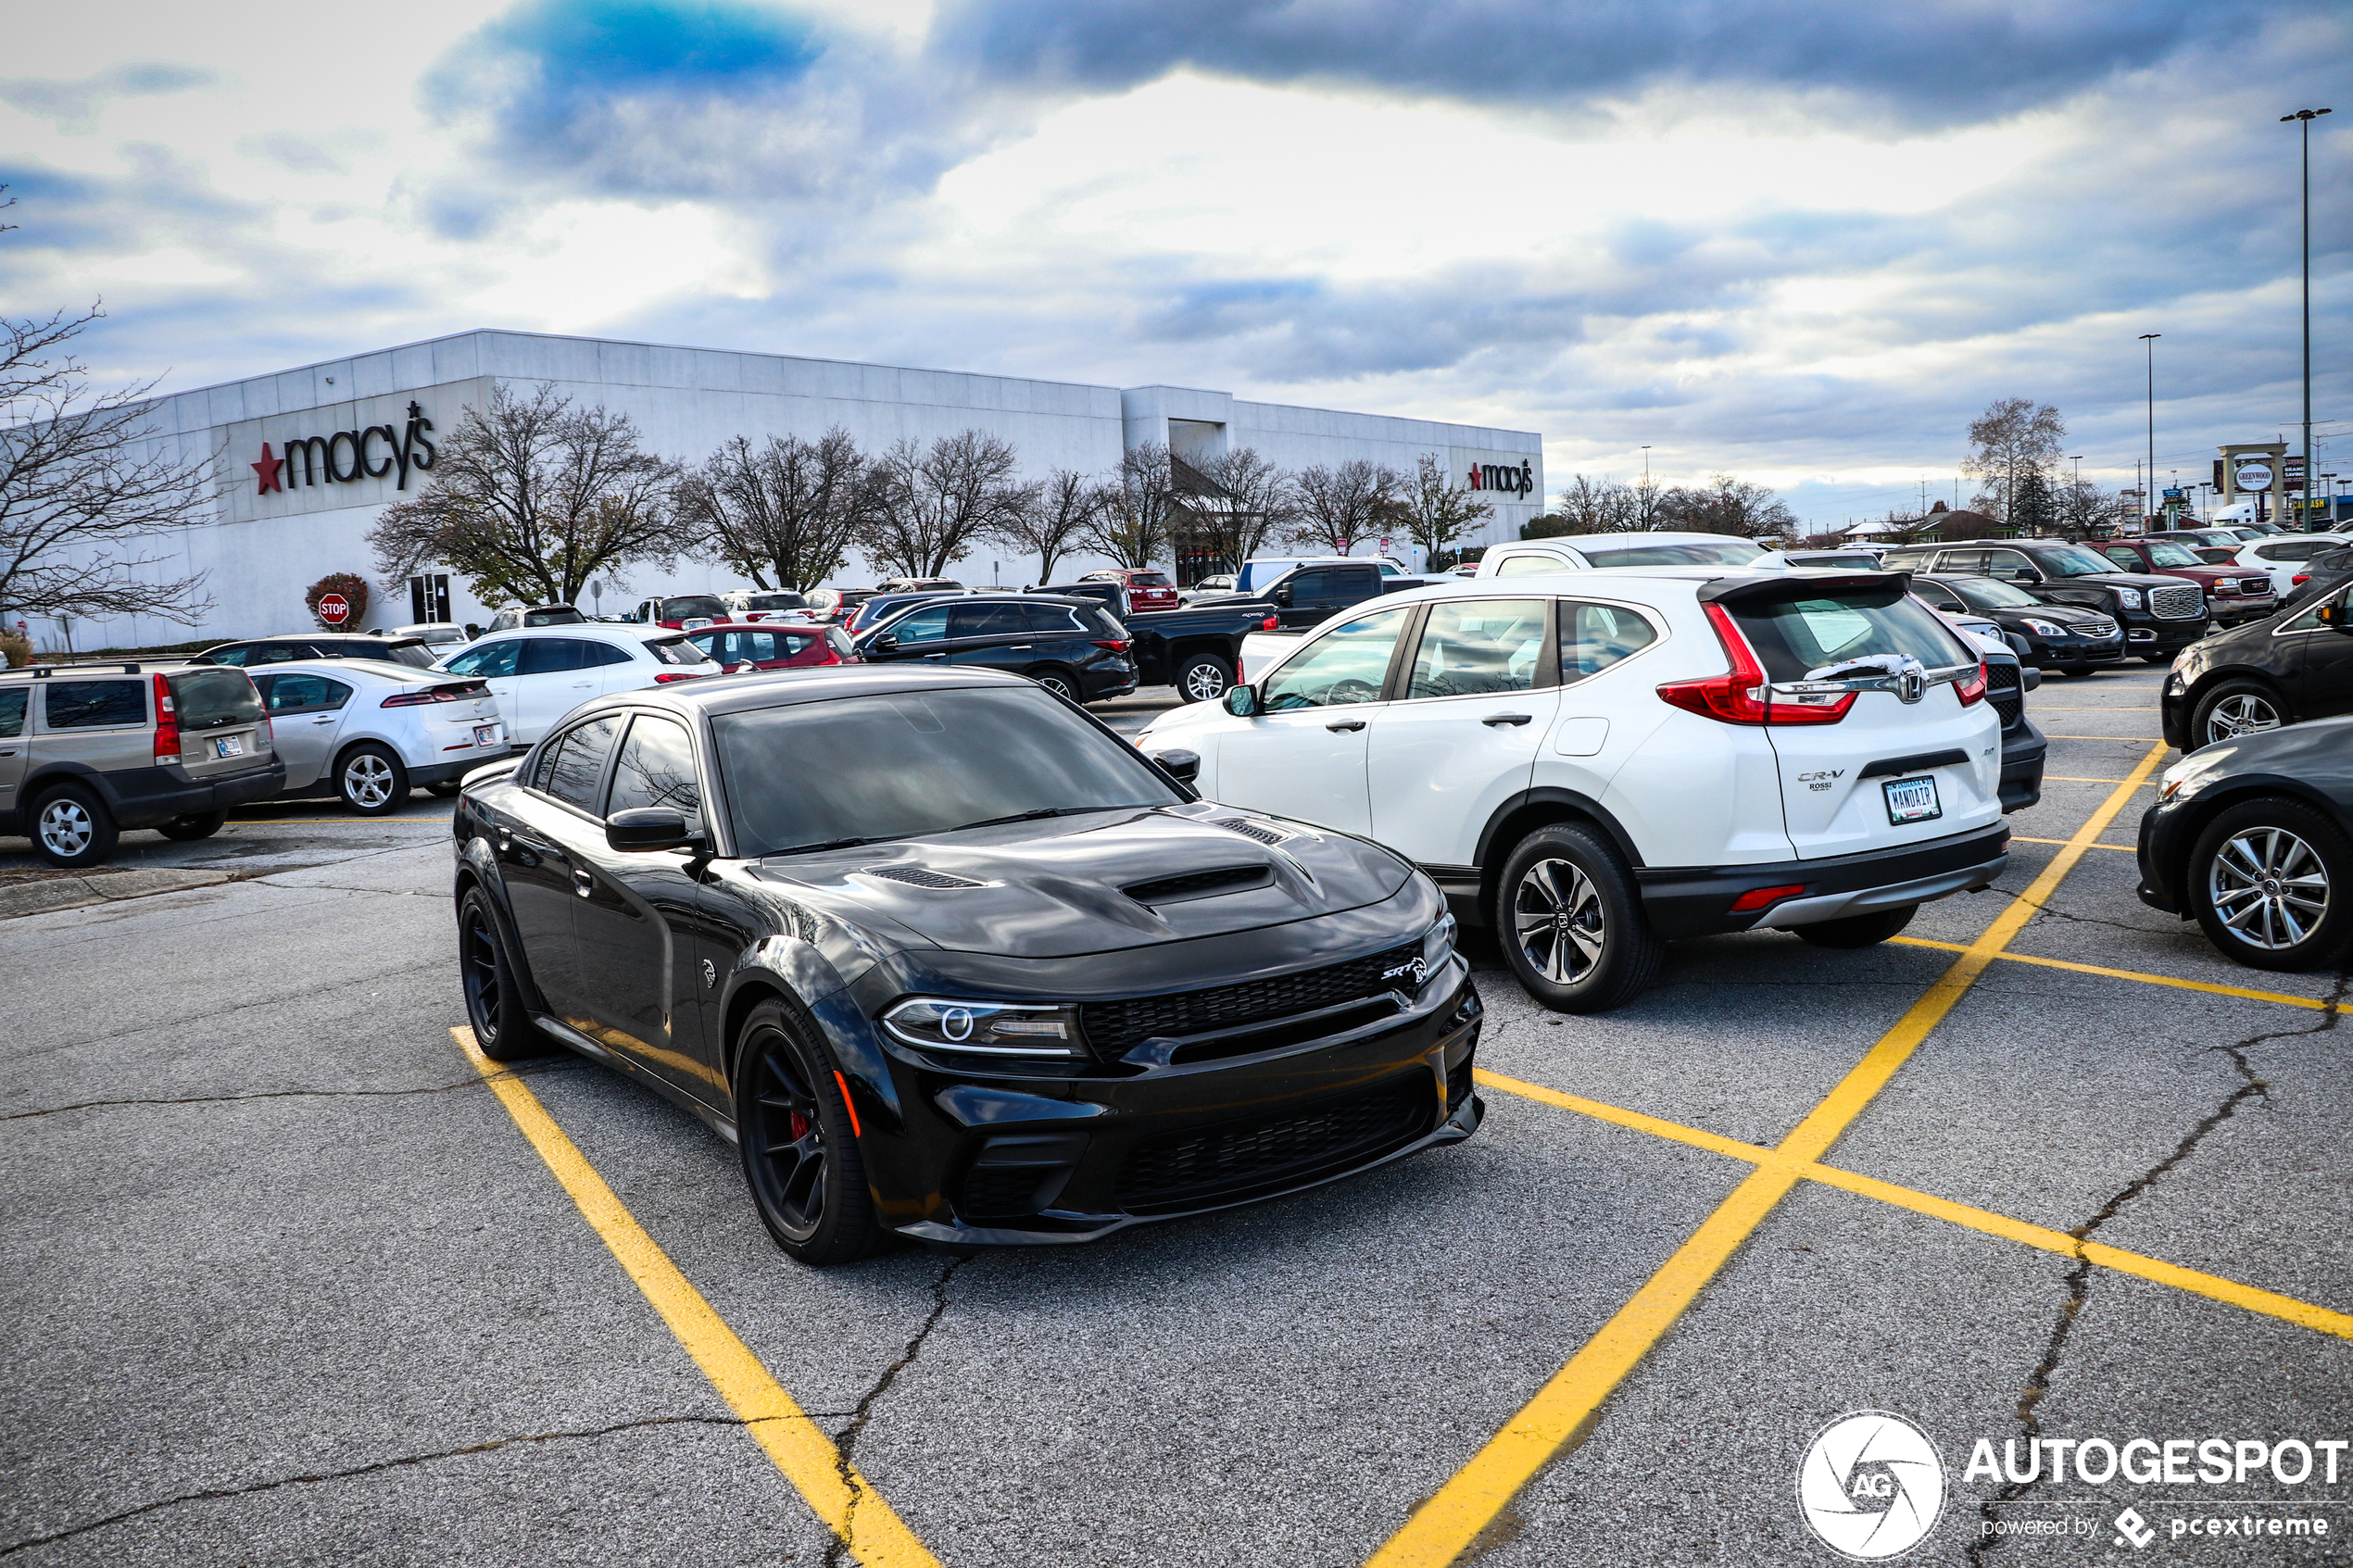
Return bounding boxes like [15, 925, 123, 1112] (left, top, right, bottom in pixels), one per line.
[2045, 735, 2167, 742]
[1472, 1071, 2353, 1342]
[1887, 937, 2336, 1013]
[2031, 706, 2160, 710]
[2010, 836, 2135, 851]
[1365, 740, 2171, 1568]
[2044, 776, 2150, 784]
[452, 1027, 941, 1568]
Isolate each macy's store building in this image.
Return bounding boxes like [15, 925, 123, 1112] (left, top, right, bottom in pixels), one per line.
[57, 329, 1543, 650]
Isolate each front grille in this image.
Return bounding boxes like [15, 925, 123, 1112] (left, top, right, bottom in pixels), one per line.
[1124, 865, 1269, 904]
[2238, 577, 2271, 595]
[1984, 661, 2024, 733]
[2149, 584, 2205, 620]
[1991, 692, 2024, 729]
[1446, 1053, 1475, 1113]
[1080, 939, 1423, 1058]
[1115, 1077, 1433, 1213]
[2074, 618, 2117, 637]
[960, 1166, 1047, 1220]
[862, 866, 987, 888]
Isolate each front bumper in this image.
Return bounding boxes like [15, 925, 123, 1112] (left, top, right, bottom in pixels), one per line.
[1637, 822, 2010, 938]
[841, 964, 1485, 1248]
[2124, 617, 2206, 655]
[2029, 633, 2124, 668]
[2210, 597, 2280, 626]
[2135, 793, 2190, 914]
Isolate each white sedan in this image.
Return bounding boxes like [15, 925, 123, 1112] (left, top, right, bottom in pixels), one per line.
[2229, 533, 2353, 596]
[434, 625, 718, 744]
[247, 659, 508, 815]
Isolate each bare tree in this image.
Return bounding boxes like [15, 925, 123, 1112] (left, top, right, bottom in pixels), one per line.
[1401, 453, 1491, 564]
[0, 303, 215, 627]
[1290, 459, 1403, 557]
[1182, 447, 1295, 573]
[1963, 397, 2067, 523]
[368, 382, 680, 608]
[2052, 476, 2117, 542]
[1552, 474, 1642, 535]
[1086, 443, 1176, 569]
[864, 430, 1025, 580]
[1655, 472, 1797, 539]
[676, 428, 873, 592]
[993, 468, 1105, 584]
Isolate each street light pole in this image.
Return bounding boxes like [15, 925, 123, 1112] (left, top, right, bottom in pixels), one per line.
[1640, 445, 1653, 530]
[2283, 107, 2332, 531]
[2139, 333, 2160, 531]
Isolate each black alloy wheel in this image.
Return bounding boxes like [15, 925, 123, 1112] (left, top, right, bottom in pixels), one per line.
[458, 888, 547, 1061]
[338, 742, 409, 815]
[158, 810, 228, 841]
[1497, 822, 1663, 1013]
[30, 784, 118, 870]
[734, 999, 879, 1264]
[2192, 681, 2287, 749]
[1793, 904, 1919, 947]
[2189, 798, 2353, 972]
[1176, 653, 1233, 704]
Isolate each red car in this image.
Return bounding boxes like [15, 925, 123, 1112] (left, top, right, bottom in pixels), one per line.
[684, 621, 858, 671]
[2092, 537, 2279, 628]
[1079, 568, 1178, 612]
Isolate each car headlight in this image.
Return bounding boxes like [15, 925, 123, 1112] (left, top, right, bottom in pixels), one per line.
[2020, 618, 2067, 636]
[1424, 912, 1457, 975]
[2159, 749, 2233, 801]
[881, 998, 1087, 1057]
[2111, 587, 2144, 608]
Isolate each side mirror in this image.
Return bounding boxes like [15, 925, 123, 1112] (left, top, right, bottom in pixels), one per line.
[1223, 684, 1261, 718]
[871, 633, 900, 653]
[1272, 584, 1293, 607]
[731, 660, 757, 673]
[607, 807, 700, 853]
[2320, 601, 2353, 634]
[1147, 747, 1201, 784]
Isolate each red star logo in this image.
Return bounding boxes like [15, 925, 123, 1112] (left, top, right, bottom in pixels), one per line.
[252, 443, 284, 495]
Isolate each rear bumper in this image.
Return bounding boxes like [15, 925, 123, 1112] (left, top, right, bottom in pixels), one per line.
[37, 758, 288, 830]
[1637, 822, 2010, 938]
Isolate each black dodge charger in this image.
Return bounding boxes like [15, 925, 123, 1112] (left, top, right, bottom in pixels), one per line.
[451, 667, 1482, 1263]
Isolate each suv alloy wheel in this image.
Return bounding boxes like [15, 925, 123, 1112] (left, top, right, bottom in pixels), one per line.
[1497, 823, 1665, 1012]
[1177, 653, 1233, 704]
[31, 784, 120, 870]
[2193, 681, 2286, 749]
[2189, 798, 2352, 970]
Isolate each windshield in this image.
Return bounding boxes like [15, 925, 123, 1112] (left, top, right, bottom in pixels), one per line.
[167, 667, 264, 731]
[1950, 577, 2045, 609]
[747, 593, 804, 610]
[662, 596, 727, 621]
[1129, 571, 1171, 587]
[1795, 554, 1880, 570]
[713, 687, 1178, 856]
[2143, 542, 2203, 567]
[2033, 544, 2119, 578]
[1729, 584, 1971, 682]
[1582, 539, 1767, 568]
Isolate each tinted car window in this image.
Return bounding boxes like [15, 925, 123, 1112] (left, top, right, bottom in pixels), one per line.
[539, 716, 623, 810]
[1937, 549, 1990, 574]
[385, 641, 438, 669]
[1561, 601, 1658, 680]
[1130, 571, 1171, 587]
[713, 688, 1177, 857]
[520, 638, 588, 675]
[2143, 542, 2205, 568]
[1022, 603, 1087, 634]
[607, 715, 703, 825]
[1407, 599, 1546, 697]
[168, 666, 266, 729]
[1286, 570, 1332, 600]
[0, 688, 26, 738]
[257, 673, 350, 715]
[661, 596, 728, 621]
[2028, 543, 2120, 577]
[1580, 539, 1766, 568]
[1262, 607, 1411, 710]
[647, 637, 710, 666]
[46, 680, 145, 729]
[1730, 585, 1970, 682]
[950, 603, 1031, 639]
[582, 640, 634, 668]
[1948, 577, 2043, 608]
[2101, 546, 2143, 570]
[2257, 541, 2322, 562]
[745, 593, 804, 612]
[883, 607, 952, 645]
[445, 640, 521, 678]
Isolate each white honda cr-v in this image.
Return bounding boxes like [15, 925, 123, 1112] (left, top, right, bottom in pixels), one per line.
[1135, 570, 2007, 1011]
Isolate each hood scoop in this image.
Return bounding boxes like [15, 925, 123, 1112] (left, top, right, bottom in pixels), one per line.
[1216, 818, 1293, 846]
[1123, 865, 1273, 906]
[861, 865, 989, 889]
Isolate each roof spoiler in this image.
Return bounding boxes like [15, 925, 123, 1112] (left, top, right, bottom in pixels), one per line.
[1696, 571, 1911, 608]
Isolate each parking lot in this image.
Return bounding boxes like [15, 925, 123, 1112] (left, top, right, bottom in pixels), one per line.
[5, 667, 2349, 1565]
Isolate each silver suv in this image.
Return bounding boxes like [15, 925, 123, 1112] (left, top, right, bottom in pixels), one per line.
[0, 663, 284, 869]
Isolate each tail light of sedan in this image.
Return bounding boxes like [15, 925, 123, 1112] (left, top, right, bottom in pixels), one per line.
[382, 680, 490, 708]
[652, 671, 709, 684]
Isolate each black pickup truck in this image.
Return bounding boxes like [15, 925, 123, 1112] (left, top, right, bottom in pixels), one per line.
[1127, 560, 1391, 702]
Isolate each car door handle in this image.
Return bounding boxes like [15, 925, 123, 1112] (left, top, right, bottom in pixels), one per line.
[1010, 645, 1032, 651]
[924, 653, 947, 660]
[1482, 713, 1534, 726]
[571, 681, 594, 688]
[1326, 719, 1367, 732]
[311, 715, 337, 724]
[573, 868, 594, 897]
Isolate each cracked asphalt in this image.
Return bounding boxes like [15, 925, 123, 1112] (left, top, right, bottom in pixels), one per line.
[4, 668, 2349, 1565]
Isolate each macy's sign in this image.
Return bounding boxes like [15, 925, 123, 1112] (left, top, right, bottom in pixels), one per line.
[252, 400, 437, 495]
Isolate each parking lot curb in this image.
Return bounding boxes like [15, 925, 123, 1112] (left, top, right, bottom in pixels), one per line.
[0, 867, 239, 920]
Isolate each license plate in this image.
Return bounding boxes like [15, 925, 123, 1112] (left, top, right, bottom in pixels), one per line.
[1883, 775, 1941, 825]
[475, 724, 499, 747]
[213, 735, 244, 759]
[684, 618, 713, 630]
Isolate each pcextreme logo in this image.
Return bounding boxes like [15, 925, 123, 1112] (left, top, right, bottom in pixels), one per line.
[1797, 1411, 1947, 1560]
[251, 400, 437, 495]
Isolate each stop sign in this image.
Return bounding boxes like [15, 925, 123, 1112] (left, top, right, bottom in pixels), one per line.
[316, 593, 351, 626]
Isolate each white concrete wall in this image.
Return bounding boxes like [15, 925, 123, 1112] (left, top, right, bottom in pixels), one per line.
[25, 330, 1542, 651]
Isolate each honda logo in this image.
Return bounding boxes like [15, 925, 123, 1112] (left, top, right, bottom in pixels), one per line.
[1897, 671, 1925, 704]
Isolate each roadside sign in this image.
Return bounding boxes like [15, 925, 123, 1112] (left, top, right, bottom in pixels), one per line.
[317, 593, 351, 626]
[2235, 462, 2274, 493]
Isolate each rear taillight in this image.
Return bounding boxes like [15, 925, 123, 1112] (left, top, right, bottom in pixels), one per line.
[383, 689, 457, 708]
[653, 671, 705, 684]
[152, 674, 180, 761]
[1954, 661, 1987, 706]
[1262, 615, 1279, 631]
[1655, 603, 1855, 725]
[1730, 883, 1806, 912]
[1093, 638, 1131, 652]
[2295, 573, 2310, 585]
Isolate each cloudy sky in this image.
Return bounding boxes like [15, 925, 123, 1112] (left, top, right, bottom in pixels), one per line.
[4, 0, 2346, 528]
